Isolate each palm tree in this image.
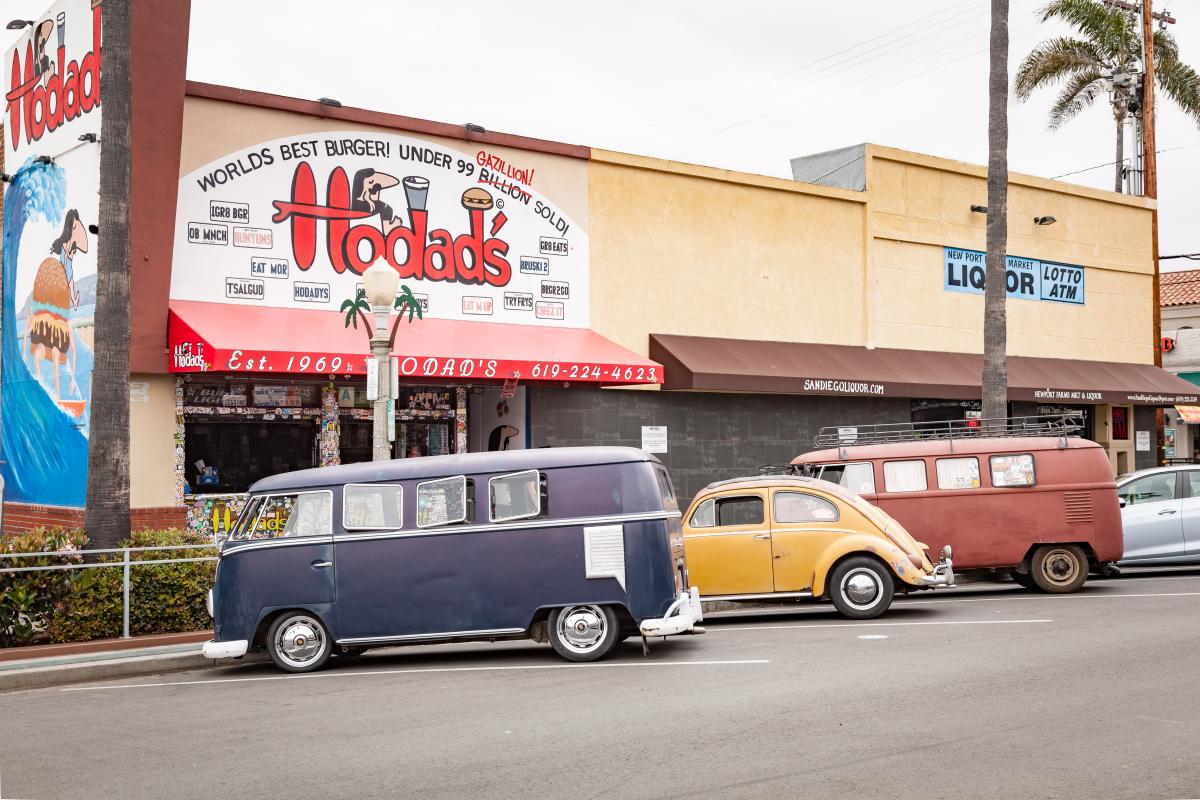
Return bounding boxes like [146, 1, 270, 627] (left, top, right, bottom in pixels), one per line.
[339, 284, 423, 347]
[84, 0, 132, 549]
[1015, 0, 1200, 192]
[340, 288, 371, 332]
[982, 0, 1011, 421]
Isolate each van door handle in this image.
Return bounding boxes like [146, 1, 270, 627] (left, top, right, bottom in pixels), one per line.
[311, 560, 333, 569]
[1159, 509, 1178, 516]
[753, 533, 771, 540]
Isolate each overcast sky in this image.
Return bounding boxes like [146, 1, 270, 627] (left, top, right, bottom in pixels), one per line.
[4, 0, 1198, 266]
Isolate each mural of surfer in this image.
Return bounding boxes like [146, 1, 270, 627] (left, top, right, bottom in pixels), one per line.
[26, 208, 87, 405]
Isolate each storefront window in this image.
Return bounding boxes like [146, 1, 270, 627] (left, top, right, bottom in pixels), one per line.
[185, 419, 317, 494]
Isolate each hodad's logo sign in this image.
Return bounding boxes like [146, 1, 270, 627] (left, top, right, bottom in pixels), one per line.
[5, 3, 102, 152]
[169, 131, 590, 326]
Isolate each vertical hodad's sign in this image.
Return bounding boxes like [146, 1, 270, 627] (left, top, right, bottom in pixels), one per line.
[170, 132, 588, 326]
[1, 0, 102, 507]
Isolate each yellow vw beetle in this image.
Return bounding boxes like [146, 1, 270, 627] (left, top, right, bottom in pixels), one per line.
[683, 476, 953, 618]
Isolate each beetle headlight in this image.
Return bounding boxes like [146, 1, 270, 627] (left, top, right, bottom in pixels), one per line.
[941, 545, 953, 561]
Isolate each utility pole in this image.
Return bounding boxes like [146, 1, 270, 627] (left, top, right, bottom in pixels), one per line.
[1141, 0, 1161, 368]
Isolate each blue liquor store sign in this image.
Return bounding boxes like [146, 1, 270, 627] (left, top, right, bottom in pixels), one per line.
[943, 247, 1085, 305]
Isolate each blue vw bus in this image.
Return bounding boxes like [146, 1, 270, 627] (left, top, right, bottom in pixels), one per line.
[202, 447, 702, 672]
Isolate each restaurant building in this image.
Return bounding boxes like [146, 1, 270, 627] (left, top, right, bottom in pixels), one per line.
[3, 0, 1197, 535]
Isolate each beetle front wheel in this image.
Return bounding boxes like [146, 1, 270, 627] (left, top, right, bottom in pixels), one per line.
[829, 557, 894, 620]
[547, 605, 621, 662]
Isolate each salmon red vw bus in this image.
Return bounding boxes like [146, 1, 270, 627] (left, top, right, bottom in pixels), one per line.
[793, 416, 1123, 593]
[202, 447, 702, 672]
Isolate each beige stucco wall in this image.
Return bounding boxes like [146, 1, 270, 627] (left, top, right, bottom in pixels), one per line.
[588, 151, 868, 355]
[866, 146, 1155, 364]
[130, 374, 178, 508]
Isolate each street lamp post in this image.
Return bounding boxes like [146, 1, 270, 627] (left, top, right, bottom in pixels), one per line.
[362, 259, 400, 461]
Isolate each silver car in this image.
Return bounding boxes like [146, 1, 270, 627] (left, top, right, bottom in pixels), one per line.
[1117, 466, 1200, 565]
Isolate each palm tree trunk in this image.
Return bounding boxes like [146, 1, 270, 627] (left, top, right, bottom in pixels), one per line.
[84, 0, 132, 549]
[982, 0, 1010, 421]
[1113, 104, 1126, 193]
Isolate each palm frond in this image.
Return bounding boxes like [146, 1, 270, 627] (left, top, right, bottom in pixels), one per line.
[1048, 70, 1105, 128]
[1014, 37, 1105, 99]
[1157, 58, 1200, 125]
[1039, 0, 1137, 60]
[394, 284, 424, 324]
[339, 298, 354, 314]
[1153, 28, 1180, 69]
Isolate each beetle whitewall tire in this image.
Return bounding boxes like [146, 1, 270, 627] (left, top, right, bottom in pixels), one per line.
[829, 557, 895, 620]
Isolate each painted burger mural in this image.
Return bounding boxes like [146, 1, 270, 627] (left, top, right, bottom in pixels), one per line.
[1, 0, 102, 507]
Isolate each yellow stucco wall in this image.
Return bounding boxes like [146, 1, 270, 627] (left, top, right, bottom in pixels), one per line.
[866, 146, 1154, 363]
[129, 374, 178, 508]
[588, 151, 869, 355]
[588, 144, 1155, 366]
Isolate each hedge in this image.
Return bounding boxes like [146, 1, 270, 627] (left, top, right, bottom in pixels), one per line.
[0, 528, 215, 647]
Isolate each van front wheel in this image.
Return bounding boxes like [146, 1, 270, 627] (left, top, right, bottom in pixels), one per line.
[829, 557, 894, 620]
[547, 605, 621, 662]
[266, 612, 332, 673]
[1030, 545, 1088, 593]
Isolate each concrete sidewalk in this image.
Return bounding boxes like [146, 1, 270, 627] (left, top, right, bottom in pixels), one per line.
[0, 631, 232, 692]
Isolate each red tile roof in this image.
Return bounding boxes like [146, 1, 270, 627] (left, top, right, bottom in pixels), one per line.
[1161, 269, 1200, 307]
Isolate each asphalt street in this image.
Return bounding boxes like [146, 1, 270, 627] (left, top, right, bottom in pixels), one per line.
[3, 569, 1200, 800]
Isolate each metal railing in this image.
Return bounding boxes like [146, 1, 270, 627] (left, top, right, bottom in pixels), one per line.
[813, 413, 1084, 448]
[0, 543, 217, 639]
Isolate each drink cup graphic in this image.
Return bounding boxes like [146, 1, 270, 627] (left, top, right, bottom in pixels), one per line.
[403, 176, 429, 211]
[56, 12, 66, 50]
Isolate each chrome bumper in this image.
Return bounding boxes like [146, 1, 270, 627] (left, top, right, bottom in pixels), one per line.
[205, 589, 213, 618]
[919, 556, 955, 588]
[202, 639, 248, 659]
[639, 587, 704, 637]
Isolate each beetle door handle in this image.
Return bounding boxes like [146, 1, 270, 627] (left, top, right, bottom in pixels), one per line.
[311, 560, 333, 569]
[1159, 509, 1178, 516]
[752, 533, 771, 540]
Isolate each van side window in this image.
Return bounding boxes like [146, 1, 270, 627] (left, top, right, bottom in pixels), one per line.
[820, 463, 875, 494]
[774, 492, 839, 523]
[236, 492, 332, 540]
[490, 470, 542, 522]
[990, 454, 1036, 487]
[883, 461, 928, 493]
[343, 484, 403, 531]
[716, 496, 764, 527]
[691, 498, 715, 528]
[935, 457, 981, 490]
[417, 476, 469, 528]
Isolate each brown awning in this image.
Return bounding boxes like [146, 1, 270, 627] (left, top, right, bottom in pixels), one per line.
[650, 334, 1200, 406]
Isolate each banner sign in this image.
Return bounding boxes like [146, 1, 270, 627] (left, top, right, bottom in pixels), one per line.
[170, 131, 589, 326]
[1, 0, 103, 507]
[944, 247, 1085, 305]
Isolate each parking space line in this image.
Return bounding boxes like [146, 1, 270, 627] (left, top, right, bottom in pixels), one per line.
[718, 619, 1052, 632]
[60, 658, 770, 692]
[898, 591, 1200, 605]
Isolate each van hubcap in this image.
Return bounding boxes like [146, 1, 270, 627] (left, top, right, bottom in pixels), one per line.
[842, 569, 881, 608]
[556, 605, 607, 654]
[1041, 549, 1080, 585]
[276, 616, 325, 666]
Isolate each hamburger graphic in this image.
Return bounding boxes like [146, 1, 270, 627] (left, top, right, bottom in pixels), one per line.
[461, 187, 494, 212]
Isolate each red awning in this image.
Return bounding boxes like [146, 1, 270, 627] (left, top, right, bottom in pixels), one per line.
[168, 300, 662, 385]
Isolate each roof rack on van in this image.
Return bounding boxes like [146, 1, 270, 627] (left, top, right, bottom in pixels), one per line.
[812, 413, 1084, 449]
[757, 464, 800, 476]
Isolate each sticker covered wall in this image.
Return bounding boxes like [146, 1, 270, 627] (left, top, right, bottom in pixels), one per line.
[1, 0, 102, 506]
[169, 132, 588, 326]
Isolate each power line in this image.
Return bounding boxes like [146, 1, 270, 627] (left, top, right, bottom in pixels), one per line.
[1050, 143, 1200, 179]
[614, 0, 982, 147]
[659, 20, 1042, 152]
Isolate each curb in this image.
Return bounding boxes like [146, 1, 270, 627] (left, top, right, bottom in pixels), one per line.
[0, 649, 230, 693]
